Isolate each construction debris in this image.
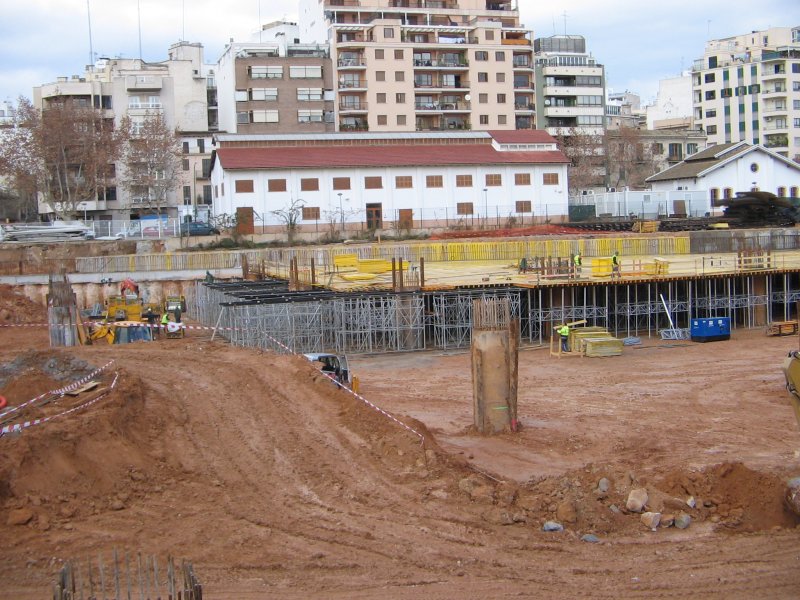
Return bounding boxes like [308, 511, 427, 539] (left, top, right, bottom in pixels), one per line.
[0, 221, 93, 243]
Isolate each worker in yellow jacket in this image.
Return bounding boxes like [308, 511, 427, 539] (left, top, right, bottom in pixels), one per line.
[556, 323, 570, 352]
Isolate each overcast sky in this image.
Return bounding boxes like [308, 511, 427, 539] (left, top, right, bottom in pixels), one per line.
[0, 0, 796, 107]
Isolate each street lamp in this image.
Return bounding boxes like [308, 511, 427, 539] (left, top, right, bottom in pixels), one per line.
[337, 192, 344, 231]
[482, 188, 488, 227]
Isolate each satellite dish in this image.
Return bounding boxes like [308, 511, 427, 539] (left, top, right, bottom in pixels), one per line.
[464, 94, 471, 101]
[544, 99, 551, 105]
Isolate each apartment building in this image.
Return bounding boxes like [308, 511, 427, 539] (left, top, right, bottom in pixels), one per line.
[32, 42, 217, 220]
[297, 0, 535, 133]
[215, 21, 335, 135]
[533, 34, 606, 137]
[0, 100, 13, 126]
[692, 26, 800, 161]
[645, 73, 694, 130]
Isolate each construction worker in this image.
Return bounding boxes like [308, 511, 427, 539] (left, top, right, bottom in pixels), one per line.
[611, 250, 621, 280]
[573, 251, 582, 277]
[160, 311, 170, 335]
[556, 323, 570, 352]
[143, 307, 159, 338]
[518, 256, 528, 274]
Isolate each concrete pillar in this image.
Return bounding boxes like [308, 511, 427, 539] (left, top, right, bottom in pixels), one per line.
[753, 275, 767, 326]
[471, 299, 519, 434]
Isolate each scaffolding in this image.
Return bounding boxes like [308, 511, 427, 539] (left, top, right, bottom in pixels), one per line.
[429, 290, 520, 350]
[194, 270, 800, 355]
[332, 294, 425, 353]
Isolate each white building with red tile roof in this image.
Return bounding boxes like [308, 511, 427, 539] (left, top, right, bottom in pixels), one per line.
[210, 130, 569, 237]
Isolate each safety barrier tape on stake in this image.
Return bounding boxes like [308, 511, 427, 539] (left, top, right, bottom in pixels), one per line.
[0, 373, 119, 438]
[0, 360, 116, 420]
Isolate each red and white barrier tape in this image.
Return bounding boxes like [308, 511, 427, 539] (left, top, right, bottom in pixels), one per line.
[0, 322, 251, 333]
[0, 372, 119, 438]
[325, 373, 425, 443]
[0, 360, 115, 420]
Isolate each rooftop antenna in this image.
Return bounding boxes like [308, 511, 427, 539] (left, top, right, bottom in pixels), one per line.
[137, 0, 143, 60]
[182, 0, 186, 41]
[562, 10, 567, 35]
[707, 19, 711, 39]
[86, 0, 94, 66]
[258, 0, 262, 43]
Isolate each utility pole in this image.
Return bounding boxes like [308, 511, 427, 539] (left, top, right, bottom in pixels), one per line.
[337, 192, 344, 232]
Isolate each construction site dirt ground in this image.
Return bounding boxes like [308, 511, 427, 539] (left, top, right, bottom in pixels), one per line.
[1, 286, 800, 598]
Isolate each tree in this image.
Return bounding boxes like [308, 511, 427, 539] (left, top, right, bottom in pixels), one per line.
[119, 112, 181, 216]
[0, 96, 123, 220]
[554, 127, 606, 195]
[271, 197, 306, 245]
[605, 127, 658, 190]
[0, 99, 40, 220]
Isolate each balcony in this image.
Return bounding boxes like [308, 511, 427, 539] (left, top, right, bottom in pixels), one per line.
[414, 79, 470, 90]
[764, 134, 788, 148]
[512, 57, 532, 69]
[415, 101, 471, 111]
[327, 0, 361, 6]
[340, 120, 368, 131]
[339, 101, 368, 113]
[126, 76, 163, 91]
[336, 33, 369, 45]
[128, 102, 163, 110]
[514, 103, 534, 112]
[337, 57, 366, 68]
[413, 58, 469, 69]
[502, 37, 532, 47]
[338, 79, 367, 90]
[416, 120, 471, 131]
[763, 121, 789, 132]
[515, 117, 534, 129]
[389, 0, 459, 7]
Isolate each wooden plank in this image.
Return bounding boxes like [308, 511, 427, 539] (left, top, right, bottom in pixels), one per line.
[65, 381, 100, 397]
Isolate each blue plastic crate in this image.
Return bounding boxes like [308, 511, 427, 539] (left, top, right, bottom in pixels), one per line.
[690, 317, 731, 342]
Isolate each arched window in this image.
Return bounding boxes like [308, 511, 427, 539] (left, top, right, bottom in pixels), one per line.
[724, 188, 734, 199]
[777, 186, 787, 197]
[791, 187, 799, 198]
[709, 188, 720, 203]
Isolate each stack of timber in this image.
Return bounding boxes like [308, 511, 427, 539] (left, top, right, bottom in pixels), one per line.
[767, 320, 799, 337]
[632, 220, 660, 233]
[583, 337, 624, 357]
[569, 326, 623, 358]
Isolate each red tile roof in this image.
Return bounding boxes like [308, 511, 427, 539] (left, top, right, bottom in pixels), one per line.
[216, 143, 568, 171]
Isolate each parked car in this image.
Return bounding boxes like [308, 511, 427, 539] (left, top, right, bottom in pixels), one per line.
[179, 222, 220, 236]
[142, 226, 164, 237]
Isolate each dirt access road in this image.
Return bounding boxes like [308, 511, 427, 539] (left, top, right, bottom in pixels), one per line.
[0, 287, 799, 598]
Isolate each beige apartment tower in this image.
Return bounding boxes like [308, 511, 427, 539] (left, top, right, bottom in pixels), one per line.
[299, 0, 535, 132]
[692, 26, 800, 161]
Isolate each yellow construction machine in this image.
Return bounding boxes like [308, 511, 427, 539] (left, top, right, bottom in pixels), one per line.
[86, 278, 160, 344]
[780, 351, 800, 516]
